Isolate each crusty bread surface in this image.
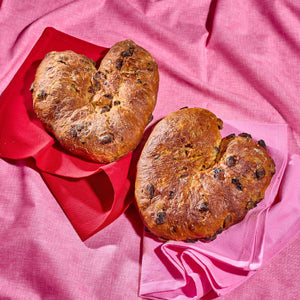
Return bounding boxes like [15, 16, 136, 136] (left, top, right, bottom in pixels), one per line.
[32, 40, 159, 163]
[135, 107, 276, 242]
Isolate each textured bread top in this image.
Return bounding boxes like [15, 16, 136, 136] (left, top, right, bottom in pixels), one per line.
[135, 108, 276, 242]
[31, 40, 159, 163]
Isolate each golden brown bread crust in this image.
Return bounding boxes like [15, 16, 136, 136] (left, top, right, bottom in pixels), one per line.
[31, 40, 159, 163]
[135, 108, 276, 242]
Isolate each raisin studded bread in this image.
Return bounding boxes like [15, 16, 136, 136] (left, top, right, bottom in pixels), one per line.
[135, 108, 275, 242]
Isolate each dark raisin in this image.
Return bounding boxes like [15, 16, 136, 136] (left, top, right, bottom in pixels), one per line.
[89, 58, 96, 66]
[213, 168, 224, 180]
[245, 200, 254, 210]
[88, 86, 95, 94]
[94, 71, 105, 80]
[81, 140, 86, 144]
[101, 106, 111, 114]
[170, 226, 177, 233]
[156, 212, 166, 225]
[57, 58, 67, 65]
[185, 143, 192, 148]
[223, 214, 232, 228]
[137, 79, 142, 84]
[121, 47, 134, 57]
[113, 100, 121, 106]
[226, 156, 236, 167]
[238, 132, 252, 139]
[255, 167, 266, 179]
[145, 227, 150, 232]
[258, 139, 266, 149]
[231, 178, 243, 190]
[147, 114, 153, 124]
[154, 154, 160, 160]
[104, 94, 113, 99]
[147, 68, 153, 72]
[94, 80, 100, 89]
[76, 124, 84, 131]
[186, 238, 198, 243]
[210, 233, 217, 241]
[70, 126, 77, 138]
[168, 190, 175, 200]
[71, 84, 79, 93]
[199, 202, 209, 212]
[214, 146, 220, 154]
[146, 184, 155, 199]
[180, 173, 189, 178]
[216, 227, 223, 234]
[37, 90, 47, 99]
[98, 134, 113, 144]
[226, 133, 236, 139]
[253, 200, 259, 207]
[85, 68, 90, 72]
[116, 59, 123, 70]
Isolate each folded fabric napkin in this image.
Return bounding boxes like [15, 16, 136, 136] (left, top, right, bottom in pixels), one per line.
[140, 120, 300, 299]
[0, 27, 133, 241]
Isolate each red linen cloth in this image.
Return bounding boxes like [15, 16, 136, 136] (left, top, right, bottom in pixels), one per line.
[0, 0, 300, 299]
[0, 27, 133, 241]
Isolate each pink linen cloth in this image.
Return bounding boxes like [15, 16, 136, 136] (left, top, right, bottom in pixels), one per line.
[0, 0, 300, 299]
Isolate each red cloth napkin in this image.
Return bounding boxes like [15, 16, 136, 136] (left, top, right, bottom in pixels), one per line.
[0, 27, 133, 241]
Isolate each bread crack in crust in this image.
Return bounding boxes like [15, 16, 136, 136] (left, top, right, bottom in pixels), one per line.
[135, 108, 276, 242]
[31, 40, 159, 163]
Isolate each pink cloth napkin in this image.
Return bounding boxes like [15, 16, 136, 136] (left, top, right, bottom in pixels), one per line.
[140, 121, 300, 299]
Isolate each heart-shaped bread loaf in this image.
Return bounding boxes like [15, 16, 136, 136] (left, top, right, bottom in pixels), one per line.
[31, 40, 159, 163]
[135, 108, 276, 242]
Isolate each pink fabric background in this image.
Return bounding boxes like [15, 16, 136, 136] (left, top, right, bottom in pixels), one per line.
[0, 0, 299, 299]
